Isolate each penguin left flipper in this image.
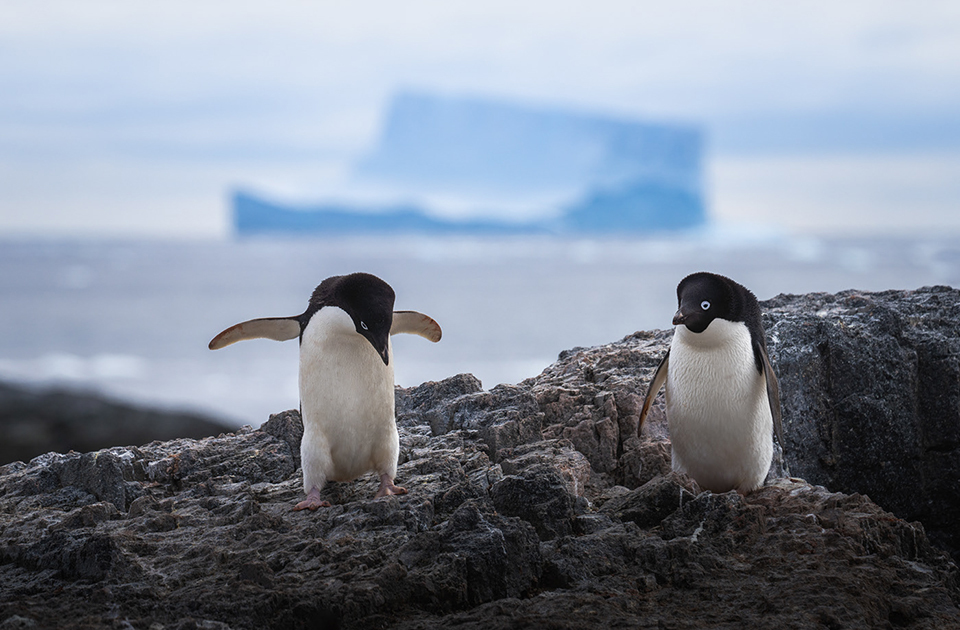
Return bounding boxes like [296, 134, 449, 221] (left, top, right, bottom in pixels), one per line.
[390, 311, 442, 342]
[757, 343, 784, 453]
[637, 350, 670, 436]
[208, 317, 301, 350]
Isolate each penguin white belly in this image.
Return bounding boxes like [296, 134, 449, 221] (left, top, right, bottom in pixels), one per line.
[298, 308, 397, 492]
[665, 320, 773, 493]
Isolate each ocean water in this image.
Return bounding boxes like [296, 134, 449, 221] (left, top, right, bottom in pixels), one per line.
[1, 233, 958, 427]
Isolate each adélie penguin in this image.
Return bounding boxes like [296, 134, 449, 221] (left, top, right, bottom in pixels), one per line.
[208, 272, 442, 510]
[638, 272, 783, 494]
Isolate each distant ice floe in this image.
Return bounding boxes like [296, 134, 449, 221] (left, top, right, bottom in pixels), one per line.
[232, 91, 706, 237]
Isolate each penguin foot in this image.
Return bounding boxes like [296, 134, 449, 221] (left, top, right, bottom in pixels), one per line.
[293, 487, 331, 511]
[375, 474, 407, 498]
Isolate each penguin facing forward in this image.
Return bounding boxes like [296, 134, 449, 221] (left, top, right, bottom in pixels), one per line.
[209, 272, 442, 510]
[638, 272, 783, 494]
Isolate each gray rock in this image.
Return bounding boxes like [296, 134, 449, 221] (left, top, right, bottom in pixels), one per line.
[490, 464, 575, 540]
[600, 473, 697, 528]
[260, 409, 304, 469]
[0, 288, 959, 628]
[763, 287, 960, 560]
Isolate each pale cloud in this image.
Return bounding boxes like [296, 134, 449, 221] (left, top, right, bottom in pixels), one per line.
[1, 0, 959, 236]
[712, 153, 960, 233]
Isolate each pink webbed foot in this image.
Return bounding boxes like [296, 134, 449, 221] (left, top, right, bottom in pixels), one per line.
[375, 473, 407, 498]
[293, 486, 331, 511]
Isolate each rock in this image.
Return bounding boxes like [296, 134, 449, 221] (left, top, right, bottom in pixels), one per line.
[763, 287, 960, 561]
[0, 288, 959, 628]
[396, 374, 544, 460]
[498, 440, 592, 499]
[600, 473, 697, 528]
[490, 464, 576, 540]
[0, 381, 233, 465]
[260, 409, 304, 469]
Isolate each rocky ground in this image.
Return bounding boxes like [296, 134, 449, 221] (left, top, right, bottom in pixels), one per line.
[1, 287, 959, 629]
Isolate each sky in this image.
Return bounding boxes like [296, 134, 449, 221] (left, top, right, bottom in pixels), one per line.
[1, 1, 959, 237]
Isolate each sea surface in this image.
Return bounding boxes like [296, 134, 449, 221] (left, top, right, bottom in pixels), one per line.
[1, 233, 958, 427]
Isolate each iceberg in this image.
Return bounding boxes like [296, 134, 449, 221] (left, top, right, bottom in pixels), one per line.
[234, 92, 706, 235]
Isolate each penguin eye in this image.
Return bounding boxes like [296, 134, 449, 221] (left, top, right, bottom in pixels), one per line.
[700, 301, 711, 311]
[360, 321, 369, 331]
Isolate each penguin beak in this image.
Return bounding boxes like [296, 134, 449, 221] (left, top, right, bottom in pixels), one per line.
[360, 330, 391, 366]
[370, 334, 390, 366]
[672, 310, 686, 326]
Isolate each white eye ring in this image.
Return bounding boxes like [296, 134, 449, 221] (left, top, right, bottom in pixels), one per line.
[360, 321, 369, 330]
[700, 301, 711, 310]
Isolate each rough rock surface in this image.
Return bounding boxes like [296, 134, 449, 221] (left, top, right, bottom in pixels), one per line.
[1, 287, 959, 629]
[763, 287, 960, 561]
[0, 382, 233, 465]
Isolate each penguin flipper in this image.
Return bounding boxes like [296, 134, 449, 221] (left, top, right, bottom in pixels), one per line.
[638, 349, 669, 436]
[208, 317, 301, 350]
[391, 311, 442, 342]
[758, 345, 784, 453]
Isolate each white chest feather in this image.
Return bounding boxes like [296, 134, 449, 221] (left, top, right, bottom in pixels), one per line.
[666, 318, 773, 492]
[298, 308, 397, 485]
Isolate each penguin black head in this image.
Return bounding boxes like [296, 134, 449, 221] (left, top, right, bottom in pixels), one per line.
[673, 272, 758, 334]
[306, 272, 396, 365]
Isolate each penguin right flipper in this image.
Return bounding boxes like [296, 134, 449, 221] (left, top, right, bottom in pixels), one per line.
[390, 311, 442, 342]
[638, 350, 670, 436]
[758, 346, 784, 453]
[208, 317, 301, 350]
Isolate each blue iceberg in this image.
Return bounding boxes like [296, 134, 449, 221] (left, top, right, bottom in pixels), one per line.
[234, 92, 706, 235]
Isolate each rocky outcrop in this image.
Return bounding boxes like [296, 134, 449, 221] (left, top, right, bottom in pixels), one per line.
[1, 287, 959, 629]
[0, 382, 233, 465]
[763, 287, 960, 561]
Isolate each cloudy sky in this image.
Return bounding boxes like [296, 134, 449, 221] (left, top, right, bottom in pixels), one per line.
[1, 1, 959, 237]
